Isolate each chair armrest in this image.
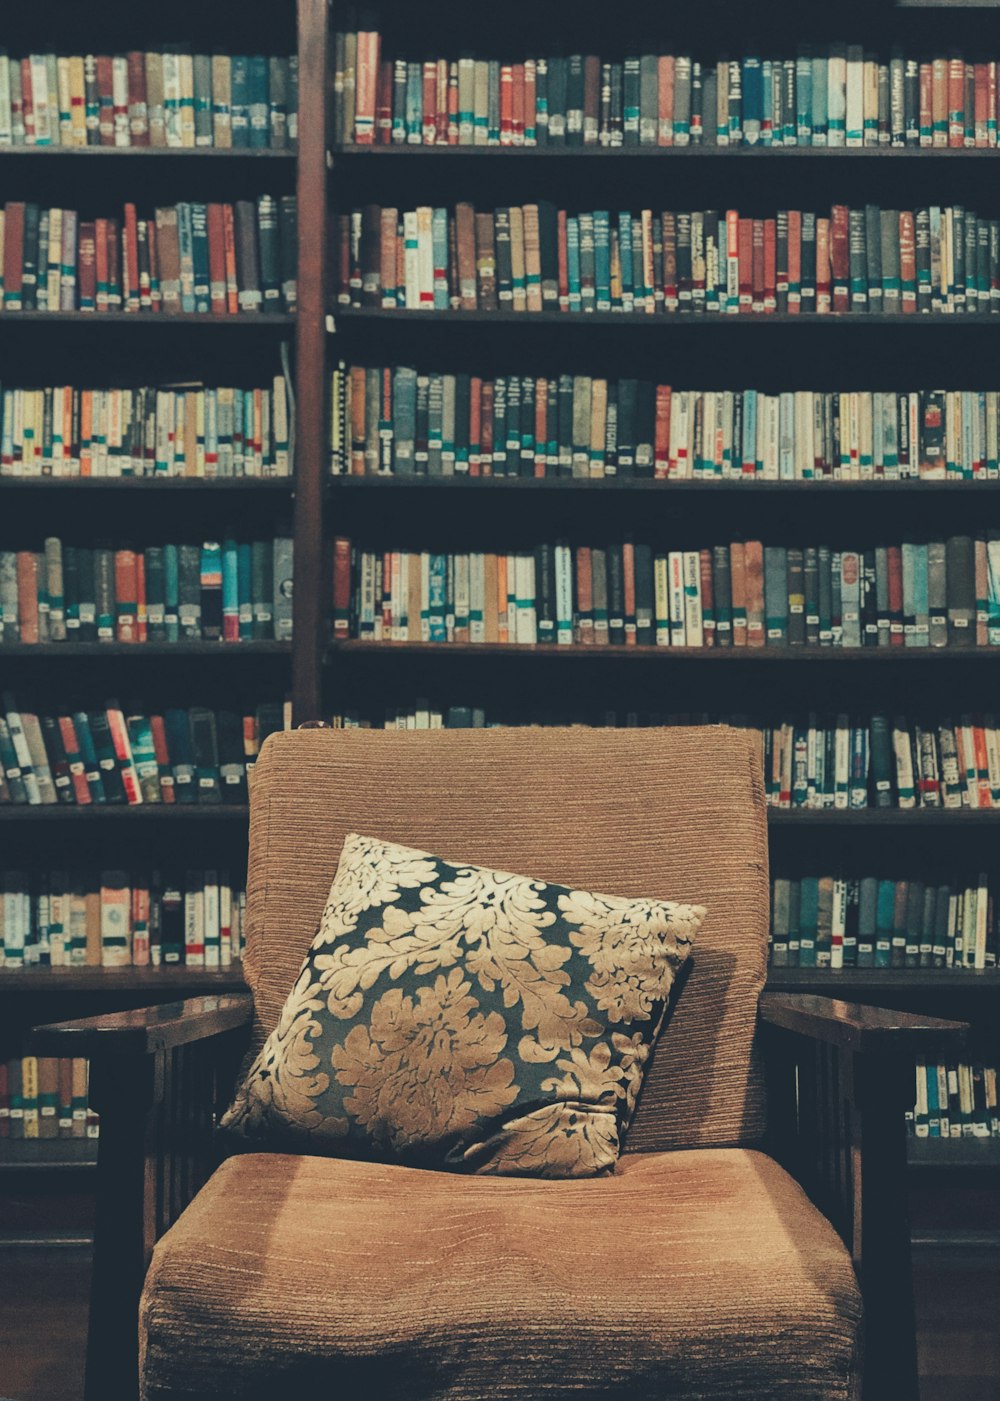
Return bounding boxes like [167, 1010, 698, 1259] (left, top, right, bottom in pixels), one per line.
[30, 994, 253, 1058]
[33, 994, 253, 1401]
[759, 991, 968, 1055]
[761, 993, 966, 1401]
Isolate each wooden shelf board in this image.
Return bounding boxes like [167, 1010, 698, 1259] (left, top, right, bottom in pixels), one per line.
[907, 1138, 1000, 1168]
[0, 1140, 97, 1174]
[329, 640, 1000, 663]
[0, 478, 292, 491]
[334, 307, 1000, 329]
[767, 967, 1000, 991]
[0, 312, 295, 326]
[0, 804, 249, 821]
[0, 146, 295, 160]
[333, 142, 1000, 159]
[0, 642, 292, 658]
[329, 475, 998, 493]
[767, 808, 1000, 825]
[0, 962, 246, 993]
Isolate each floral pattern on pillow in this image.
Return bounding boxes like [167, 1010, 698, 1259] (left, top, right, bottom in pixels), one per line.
[222, 833, 704, 1177]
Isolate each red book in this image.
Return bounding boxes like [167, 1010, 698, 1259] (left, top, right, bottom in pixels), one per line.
[899, 211, 916, 313]
[105, 704, 141, 804]
[512, 63, 525, 145]
[149, 716, 175, 803]
[123, 204, 140, 310]
[658, 56, 674, 146]
[447, 62, 459, 144]
[763, 219, 776, 313]
[830, 205, 849, 314]
[96, 56, 115, 145]
[699, 550, 715, 647]
[738, 217, 753, 312]
[557, 208, 569, 309]
[146, 218, 160, 310]
[207, 203, 226, 314]
[20, 58, 34, 145]
[975, 62, 989, 146]
[480, 380, 494, 475]
[622, 542, 637, 644]
[469, 376, 482, 476]
[106, 218, 122, 310]
[222, 204, 238, 314]
[990, 63, 998, 148]
[126, 51, 148, 146]
[94, 217, 109, 311]
[815, 217, 831, 314]
[376, 60, 393, 145]
[114, 550, 138, 642]
[78, 222, 97, 311]
[2, 202, 25, 310]
[524, 61, 537, 143]
[332, 538, 352, 638]
[919, 63, 932, 145]
[16, 552, 39, 643]
[948, 56, 965, 147]
[533, 377, 547, 477]
[135, 554, 147, 641]
[751, 219, 765, 313]
[663, 211, 678, 310]
[500, 65, 514, 145]
[654, 384, 671, 478]
[354, 31, 380, 144]
[787, 209, 802, 313]
[575, 547, 594, 644]
[58, 716, 92, 804]
[421, 61, 436, 145]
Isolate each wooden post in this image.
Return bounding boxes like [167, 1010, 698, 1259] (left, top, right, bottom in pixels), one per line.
[292, 0, 329, 724]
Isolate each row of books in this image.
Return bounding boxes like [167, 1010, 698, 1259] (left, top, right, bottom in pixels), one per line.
[1, 869, 246, 968]
[0, 697, 287, 807]
[912, 1063, 999, 1140]
[337, 201, 1000, 317]
[0, 51, 297, 150]
[771, 874, 996, 969]
[0, 538, 294, 645]
[0, 1058, 95, 1140]
[331, 366, 1000, 481]
[763, 716, 1000, 811]
[0, 377, 293, 479]
[332, 539, 1000, 649]
[327, 706, 1000, 812]
[0, 197, 297, 315]
[335, 32, 1000, 151]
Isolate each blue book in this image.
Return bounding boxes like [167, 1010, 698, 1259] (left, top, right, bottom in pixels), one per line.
[811, 56, 828, 144]
[432, 209, 449, 310]
[428, 556, 447, 640]
[176, 203, 195, 313]
[798, 876, 819, 966]
[405, 62, 422, 143]
[163, 544, 180, 642]
[796, 54, 812, 143]
[230, 57, 251, 148]
[237, 543, 253, 640]
[618, 212, 633, 311]
[566, 217, 581, 312]
[764, 546, 789, 644]
[247, 56, 270, 148]
[593, 211, 611, 311]
[742, 57, 763, 145]
[222, 540, 239, 641]
[190, 203, 210, 313]
[875, 879, 895, 968]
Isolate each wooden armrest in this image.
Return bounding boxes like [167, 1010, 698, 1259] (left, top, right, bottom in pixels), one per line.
[29, 994, 253, 1058]
[759, 991, 967, 1055]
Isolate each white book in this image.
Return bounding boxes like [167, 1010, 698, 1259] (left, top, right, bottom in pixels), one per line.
[654, 553, 670, 645]
[0, 54, 11, 146]
[515, 553, 536, 644]
[469, 552, 485, 643]
[554, 543, 573, 643]
[112, 55, 130, 146]
[845, 45, 864, 145]
[403, 211, 420, 309]
[682, 551, 703, 647]
[416, 206, 434, 309]
[667, 551, 686, 645]
[30, 55, 52, 144]
[762, 393, 780, 480]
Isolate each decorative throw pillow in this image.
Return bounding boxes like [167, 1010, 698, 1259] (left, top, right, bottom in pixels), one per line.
[221, 833, 704, 1177]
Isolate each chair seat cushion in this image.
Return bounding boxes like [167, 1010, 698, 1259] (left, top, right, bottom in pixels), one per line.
[140, 1148, 861, 1401]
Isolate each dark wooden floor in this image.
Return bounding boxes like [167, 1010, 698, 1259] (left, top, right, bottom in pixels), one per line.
[0, 1245, 997, 1400]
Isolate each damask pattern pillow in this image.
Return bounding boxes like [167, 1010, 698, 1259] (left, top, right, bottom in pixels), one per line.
[221, 833, 705, 1177]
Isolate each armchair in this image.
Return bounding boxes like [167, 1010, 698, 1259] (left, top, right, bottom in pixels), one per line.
[33, 726, 966, 1401]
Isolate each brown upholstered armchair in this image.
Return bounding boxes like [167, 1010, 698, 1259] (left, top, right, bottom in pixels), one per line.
[33, 727, 966, 1401]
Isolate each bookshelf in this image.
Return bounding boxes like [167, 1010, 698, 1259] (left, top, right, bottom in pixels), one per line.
[319, 0, 1000, 1193]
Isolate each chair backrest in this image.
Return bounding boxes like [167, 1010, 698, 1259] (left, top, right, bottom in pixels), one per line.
[244, 725, 769, 1152]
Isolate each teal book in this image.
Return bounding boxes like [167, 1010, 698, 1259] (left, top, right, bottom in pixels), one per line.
[798, 876, 819, 967]
[593, 211, 611, 311]
[566, 217, 581, 312]
[222, 540, 239, 642]
[177, 202, 195, 313]
[190, 202, 210, 313]
[247, 56, 270, 149]
[763, 545, 789, 644]
[163, 544, 180, 642]
[126, 716, 160, 803]
[428, 555, 447, 641]
[230, 56, 251, 148]
[857, 876, 877, 967]
[875, 878, 895, 968]
[237, 543, 253, 640]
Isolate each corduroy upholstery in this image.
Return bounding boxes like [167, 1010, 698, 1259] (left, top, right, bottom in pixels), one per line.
[242, 725, 770, 1152]
[140, 1150, 862, 1401]
[140, 727, 863, 1400]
